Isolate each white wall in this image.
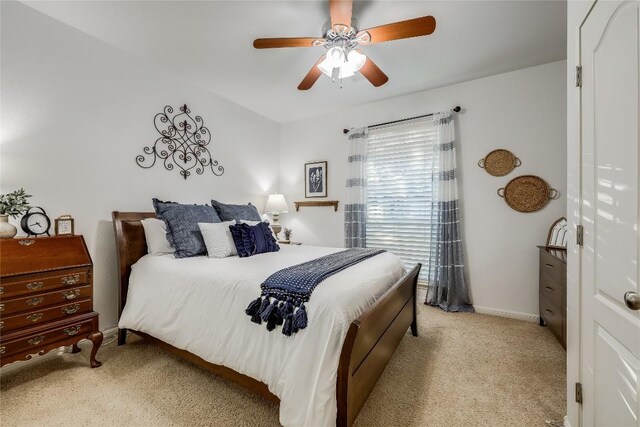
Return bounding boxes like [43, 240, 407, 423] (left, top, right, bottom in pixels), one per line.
[279, 60, 567, 319]
[0, 2, 281, 330]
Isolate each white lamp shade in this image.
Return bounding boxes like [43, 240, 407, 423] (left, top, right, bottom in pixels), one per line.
[265, 194, 289, 214]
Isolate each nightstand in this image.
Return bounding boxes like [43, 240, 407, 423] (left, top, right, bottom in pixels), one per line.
[278, 241, 301, 245]
[0, 236, 103, 368]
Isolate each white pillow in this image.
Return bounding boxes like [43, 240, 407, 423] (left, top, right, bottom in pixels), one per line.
[199, 221, 237, 258]
[141, 218, 175, 255]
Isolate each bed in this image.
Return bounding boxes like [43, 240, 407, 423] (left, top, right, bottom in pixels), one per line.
[113, 211, 421, 427]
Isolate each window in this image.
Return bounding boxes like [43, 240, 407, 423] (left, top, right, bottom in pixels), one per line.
[365, 118, 437, 284]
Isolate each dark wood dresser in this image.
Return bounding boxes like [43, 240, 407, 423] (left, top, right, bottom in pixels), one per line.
[0, 236, 102, 368]
[538, 246, 567, 349]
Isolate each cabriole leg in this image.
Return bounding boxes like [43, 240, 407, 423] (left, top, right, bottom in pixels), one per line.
[89, 331, 103, 368]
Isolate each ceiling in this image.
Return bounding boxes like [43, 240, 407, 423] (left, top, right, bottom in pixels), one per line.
[22, 0, 567, 123]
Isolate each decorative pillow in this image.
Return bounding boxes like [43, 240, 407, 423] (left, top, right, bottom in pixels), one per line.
[199, 221, 237, 258]
[141, 218, 175, 255]
[229, 222, 280, 258]
[239, 219, 277, 241]
[211, 200, 262, 222]
[152, 198, 221, 258]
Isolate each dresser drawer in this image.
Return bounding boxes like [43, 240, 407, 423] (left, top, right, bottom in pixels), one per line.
[540, 295, 564, 347]
[540, 272, 564, 309]
[0, 299, 92, 333]
[0, 316, 94, 358]
[0, 285, 91, 316]
[0, 268, 90, 299]
[539, 251, 566, 285]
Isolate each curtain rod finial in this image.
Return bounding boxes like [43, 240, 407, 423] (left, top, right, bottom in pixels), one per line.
[343, 128, 350, 134]
[452, 106, 461, 112]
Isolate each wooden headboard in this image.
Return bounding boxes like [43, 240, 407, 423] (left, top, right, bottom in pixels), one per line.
[112, 211, 156, 325]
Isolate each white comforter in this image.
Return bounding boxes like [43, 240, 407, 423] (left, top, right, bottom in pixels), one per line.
[118, 245, 405, 427]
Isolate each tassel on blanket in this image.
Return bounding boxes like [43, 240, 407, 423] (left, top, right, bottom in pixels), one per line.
[266, 311, 278, 331]
[246, 297, 263, 324]
[292, 303, 308, 331]
[274, 301, 284, 326]
[281, 299, 295, 337]
[260, 298, 277, 322]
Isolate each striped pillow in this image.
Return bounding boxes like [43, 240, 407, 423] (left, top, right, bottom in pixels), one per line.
[199, 221, 238, 258]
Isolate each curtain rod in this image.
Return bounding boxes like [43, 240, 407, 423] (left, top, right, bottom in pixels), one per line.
[342, 106, 462, 134]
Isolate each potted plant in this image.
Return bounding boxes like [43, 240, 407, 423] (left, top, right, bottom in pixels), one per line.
[0, 188, 31, 239]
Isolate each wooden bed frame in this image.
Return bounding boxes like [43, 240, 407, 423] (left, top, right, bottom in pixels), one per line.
[112, 211, 421, 427]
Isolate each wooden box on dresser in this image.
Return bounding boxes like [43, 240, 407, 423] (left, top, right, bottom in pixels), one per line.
[537, 246, 567, 349]
[0, 236, 102, 368]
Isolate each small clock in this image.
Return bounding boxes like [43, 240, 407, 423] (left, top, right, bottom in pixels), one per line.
[20, 207, 52, 237]
[55, 215, 75, 236]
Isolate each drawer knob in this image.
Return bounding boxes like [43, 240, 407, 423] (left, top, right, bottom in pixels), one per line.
[26, 281, 43, 290]
[0, 346, 5, 355]
[0, 303, 4, 312]
[0, 321, 4, 330]
[26, 297, 44, 306]
[63, 325, 81, 336]
[61, 274, 80, 285]
[62, 290, 80, 300]
[62, 304, 80, 315]
[26, 313, 44, 322]
[0, 287, 4, 295]
[28, 335, 45, 346]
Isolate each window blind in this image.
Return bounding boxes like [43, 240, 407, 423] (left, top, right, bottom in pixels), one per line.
[365, 118, 437, 284]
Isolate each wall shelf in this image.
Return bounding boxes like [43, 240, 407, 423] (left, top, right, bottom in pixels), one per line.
[294, 200, 339, 212]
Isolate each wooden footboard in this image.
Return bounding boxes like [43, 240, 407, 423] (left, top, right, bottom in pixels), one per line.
[112, 211, 420, 427]
[336, 263, 420, 427]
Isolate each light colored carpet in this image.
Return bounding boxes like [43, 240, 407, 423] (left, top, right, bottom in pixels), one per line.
[0, 306, 566, 427]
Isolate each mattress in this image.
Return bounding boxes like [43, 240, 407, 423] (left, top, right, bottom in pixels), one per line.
[118, 244, 405, 427]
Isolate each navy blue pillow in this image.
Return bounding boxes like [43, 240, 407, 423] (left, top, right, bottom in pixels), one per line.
[153, 198, 221, 258]
[211, 200, 262, 222]
[229, 222, 279, 258]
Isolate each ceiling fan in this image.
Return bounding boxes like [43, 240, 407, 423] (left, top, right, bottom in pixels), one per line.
[253, 0, 436, 90]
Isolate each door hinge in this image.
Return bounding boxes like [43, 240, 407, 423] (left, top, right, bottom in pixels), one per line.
[575, 66, 582, 87]
[575, 382, 583, 404]
[577, 225, 584, 246]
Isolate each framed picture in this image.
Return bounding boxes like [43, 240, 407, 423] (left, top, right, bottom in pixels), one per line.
[305, 161, 327, 198]
[55, 215, 75, 236]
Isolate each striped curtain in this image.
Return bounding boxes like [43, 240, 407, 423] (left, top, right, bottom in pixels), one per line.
[425, 113, 474, 312]
[344, 127, 368, 248]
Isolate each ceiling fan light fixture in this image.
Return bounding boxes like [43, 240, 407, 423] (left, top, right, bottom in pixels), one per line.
[325, 46, 346, 67]
[347, 50, 367, 71]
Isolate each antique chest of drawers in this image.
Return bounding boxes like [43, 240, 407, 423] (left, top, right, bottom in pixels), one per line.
[538, 246, 567, 349]
[0, 235, 102, 368]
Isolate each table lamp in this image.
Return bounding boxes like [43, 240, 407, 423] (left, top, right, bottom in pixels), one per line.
[265, 193, 289, 239]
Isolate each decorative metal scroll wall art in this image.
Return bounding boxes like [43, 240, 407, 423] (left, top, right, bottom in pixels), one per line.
[136, 104, 224, 180]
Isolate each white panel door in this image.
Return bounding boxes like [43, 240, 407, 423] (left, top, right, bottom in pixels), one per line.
[580, 1, 640, 426]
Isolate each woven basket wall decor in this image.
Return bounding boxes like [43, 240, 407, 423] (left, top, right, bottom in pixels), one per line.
[478, 149, 521, 176]
[497, 175, 559, 213]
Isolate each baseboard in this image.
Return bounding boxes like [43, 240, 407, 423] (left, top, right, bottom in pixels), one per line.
[418, 288, 538, 323]
[0, 326, 118, 375]
[474, 306, 539, 323]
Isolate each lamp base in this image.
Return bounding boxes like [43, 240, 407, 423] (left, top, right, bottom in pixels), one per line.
[271, 223, 282, 240]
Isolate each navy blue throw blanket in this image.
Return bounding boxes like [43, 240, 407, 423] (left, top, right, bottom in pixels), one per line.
[245, 248, 385, 336]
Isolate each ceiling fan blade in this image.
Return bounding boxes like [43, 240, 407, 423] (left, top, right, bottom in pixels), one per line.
[253, 37, 321, 49]
[329, 0, 353, 27]
[360, 56, 389, 87]
[298, 55, 326, 90]
[360, 16, 436, 44]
